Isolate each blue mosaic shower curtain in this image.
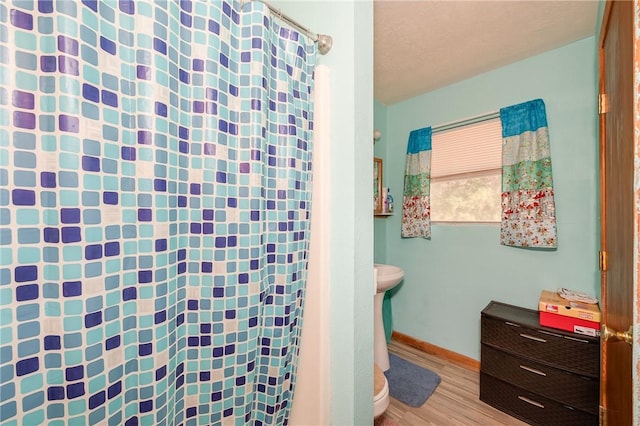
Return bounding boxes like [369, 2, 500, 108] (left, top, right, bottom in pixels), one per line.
[0, 1, 317, 425]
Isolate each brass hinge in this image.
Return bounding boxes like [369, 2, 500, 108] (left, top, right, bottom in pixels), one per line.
[600, 405, 607, 425]
[599, 93, 609, 114]
[599, 250, 608, 271]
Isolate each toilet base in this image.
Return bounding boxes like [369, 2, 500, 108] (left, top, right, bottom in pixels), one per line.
[373, 364, 390, 417]
[374, 383, 389, 417]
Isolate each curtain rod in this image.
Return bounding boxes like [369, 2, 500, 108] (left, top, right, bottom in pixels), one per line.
[245, 0, 333, 55]
[432, 111, 500, 134]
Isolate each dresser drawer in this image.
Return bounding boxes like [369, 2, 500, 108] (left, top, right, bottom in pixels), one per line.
[481, 315, 599, 377]
[480, 373, 598, 426]
[481, 344, 598, 414]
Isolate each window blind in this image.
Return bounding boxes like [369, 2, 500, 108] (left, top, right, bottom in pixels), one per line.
[431, 118, 502, 178]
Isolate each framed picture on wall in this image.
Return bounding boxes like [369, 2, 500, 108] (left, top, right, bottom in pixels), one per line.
[374, 157, 383, 214]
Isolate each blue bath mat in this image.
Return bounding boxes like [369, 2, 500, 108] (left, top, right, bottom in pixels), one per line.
[384, 353, 441, 407]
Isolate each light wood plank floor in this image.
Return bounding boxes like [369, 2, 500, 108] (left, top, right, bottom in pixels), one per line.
[375, 340, 528, 426]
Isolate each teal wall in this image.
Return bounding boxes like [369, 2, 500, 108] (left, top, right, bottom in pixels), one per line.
[596, 1, 606, 42]
[273, 1, 374, 424]
[376, 37, 599, 360]
[374, 100, 395, 341]
[374, 99, 388, 264]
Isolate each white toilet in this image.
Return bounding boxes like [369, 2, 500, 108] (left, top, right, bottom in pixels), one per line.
[374, 364, 390, 417]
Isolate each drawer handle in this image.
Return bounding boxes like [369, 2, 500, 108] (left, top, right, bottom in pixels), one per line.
[519, 333, 547, 343]
[563, 335, 590, 343]
[519, 365, 547, 376]
[505, 321, 521, 327]
[518, 396, 545, 409]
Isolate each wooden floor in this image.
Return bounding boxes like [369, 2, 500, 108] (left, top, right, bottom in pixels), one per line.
[375, 340, 528, 426]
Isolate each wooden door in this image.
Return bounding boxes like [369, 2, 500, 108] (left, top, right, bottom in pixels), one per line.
[599, 1, 634, 424]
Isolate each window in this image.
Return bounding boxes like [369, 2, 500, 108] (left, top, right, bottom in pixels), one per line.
[430, 118, 502, 223]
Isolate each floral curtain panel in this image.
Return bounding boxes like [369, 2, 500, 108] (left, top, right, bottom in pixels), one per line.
[401, 127, 432, 238]
[500, 99, 557, 248]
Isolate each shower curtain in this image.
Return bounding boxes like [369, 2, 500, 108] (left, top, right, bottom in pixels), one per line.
[0, 1, 317, 425]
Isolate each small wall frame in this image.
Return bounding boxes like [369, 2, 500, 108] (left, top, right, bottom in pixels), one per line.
[374, 157, 383, 214]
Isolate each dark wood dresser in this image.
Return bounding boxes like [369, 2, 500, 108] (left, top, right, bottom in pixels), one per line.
[480, 301, 599, 425]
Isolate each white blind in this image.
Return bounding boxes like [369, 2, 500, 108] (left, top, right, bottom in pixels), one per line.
[431, 118, 502, 178]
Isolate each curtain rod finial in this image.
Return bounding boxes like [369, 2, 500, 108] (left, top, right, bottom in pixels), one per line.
[317, 35, 332, 55]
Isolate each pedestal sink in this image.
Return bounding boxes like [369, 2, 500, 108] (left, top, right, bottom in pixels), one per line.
[374, 264, 404, 371]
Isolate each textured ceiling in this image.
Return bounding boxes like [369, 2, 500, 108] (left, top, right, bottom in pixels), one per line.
[374, 1, 599, 105]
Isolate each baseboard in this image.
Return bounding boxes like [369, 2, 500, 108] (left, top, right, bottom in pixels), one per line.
[391, 331, 480, 372]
